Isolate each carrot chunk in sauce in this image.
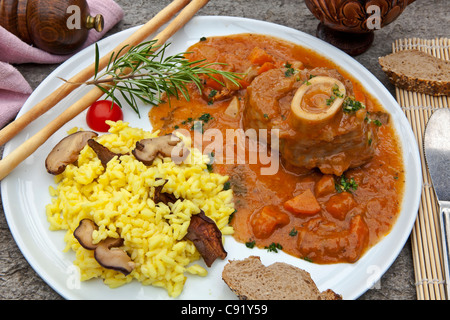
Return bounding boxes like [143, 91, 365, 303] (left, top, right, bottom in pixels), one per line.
[205, 76, 224, 91]
[248, 47, 274, 65]
[314, 175, 336, 197]
[284, 189, 321, 215]
[251, 206, 289, 239]
[257, 62, 276, 74]
[325, 192, 357, 220]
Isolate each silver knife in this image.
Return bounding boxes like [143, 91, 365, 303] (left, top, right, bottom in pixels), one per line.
[424, 108, 450, 299]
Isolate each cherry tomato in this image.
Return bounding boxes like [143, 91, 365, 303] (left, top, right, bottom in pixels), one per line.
[86, 100, 123, 132]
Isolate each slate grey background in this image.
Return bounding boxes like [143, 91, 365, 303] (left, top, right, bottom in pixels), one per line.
[0, 0, 448, 300]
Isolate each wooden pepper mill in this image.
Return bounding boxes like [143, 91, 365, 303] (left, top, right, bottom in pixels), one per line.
[0, 0, 104, 55]
[304, 0, 416, 56]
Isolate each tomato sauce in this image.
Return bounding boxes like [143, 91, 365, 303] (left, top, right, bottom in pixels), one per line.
[148, 34, 405, 264]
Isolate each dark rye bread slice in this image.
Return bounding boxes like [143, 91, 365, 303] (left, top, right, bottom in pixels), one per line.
[378, 49, 450, 96]
[222, 256, 342, 300]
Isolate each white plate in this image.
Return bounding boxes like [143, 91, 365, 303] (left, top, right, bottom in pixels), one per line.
[1, 16, 422, 300]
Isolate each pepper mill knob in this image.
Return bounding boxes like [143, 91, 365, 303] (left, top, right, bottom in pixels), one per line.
[86, 13, 104, 33]
[0, 0, 104, 55]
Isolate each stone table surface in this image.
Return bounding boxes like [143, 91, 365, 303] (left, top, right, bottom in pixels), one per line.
[0, 0, 448, 300]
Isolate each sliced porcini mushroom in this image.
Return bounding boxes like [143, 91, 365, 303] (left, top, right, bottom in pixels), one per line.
[74, 219, 99, 250]
[132, 134, 189, 165]
[87, 139, 125, 167]
[45, 131, 98, 175]
[185, 210, 227, 267]
[73, 219, 135, 275]
[153, 178, 184, 205]
[94, 238, 135, 275]
[290, 76, 346, 128]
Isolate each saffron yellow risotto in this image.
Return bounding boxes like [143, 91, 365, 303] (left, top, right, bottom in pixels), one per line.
[45, 121, 234, 297]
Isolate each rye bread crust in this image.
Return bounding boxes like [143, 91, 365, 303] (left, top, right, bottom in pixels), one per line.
[379, 50, 450, 96]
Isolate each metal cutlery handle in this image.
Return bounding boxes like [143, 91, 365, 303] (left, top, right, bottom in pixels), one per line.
[439, 202, 450, 299]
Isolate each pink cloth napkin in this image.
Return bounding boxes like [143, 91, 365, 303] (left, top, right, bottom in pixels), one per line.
[0, 0, 124, 129]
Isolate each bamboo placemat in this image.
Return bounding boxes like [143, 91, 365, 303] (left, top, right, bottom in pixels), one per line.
[391, 38, 449, 300]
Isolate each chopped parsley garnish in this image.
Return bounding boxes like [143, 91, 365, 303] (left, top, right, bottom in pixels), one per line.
[263, 113, 269, 119]
[302, 256, 313, 263]
[207, 152, 215, 172]
[335, 175, 358, 193]
[191, 121, 204, 133]
[285, 68, 295, 77]
[326, 95, 336, 106]
[188, 113, 214, 133]
[245, 240, 256, 248]
[364, 112, 383, 127]
[181, 117, 193, 125]
[208, 90, 217, 98]
[284, 62, 295, 77]
[342, 96, 365, 113]
[207, 90, 217, 105]
[223, 181, 231, 191]
[198, 113, 213, 123]
[228, 209, 237, 224]
[332, 84, 344, 98]
[325, 84, 344, 106]
[209, 151, 215, 161]
[200, 36, 207, 41]
[265, 242, 283, 253]
[289, 228, 298, 236]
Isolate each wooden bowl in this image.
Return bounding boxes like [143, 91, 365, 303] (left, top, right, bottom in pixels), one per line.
[0, 0, 104, 55]
[304, 0, 416, 55]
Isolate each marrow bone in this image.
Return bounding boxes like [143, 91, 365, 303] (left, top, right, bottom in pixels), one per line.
[290, 76, 346, 127]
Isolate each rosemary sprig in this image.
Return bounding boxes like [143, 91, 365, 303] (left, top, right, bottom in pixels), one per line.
[86, 40, 242, 117]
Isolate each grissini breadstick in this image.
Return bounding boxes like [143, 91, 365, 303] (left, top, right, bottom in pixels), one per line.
[0, 0, 210, 180]
[0, 0, 191, 146]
